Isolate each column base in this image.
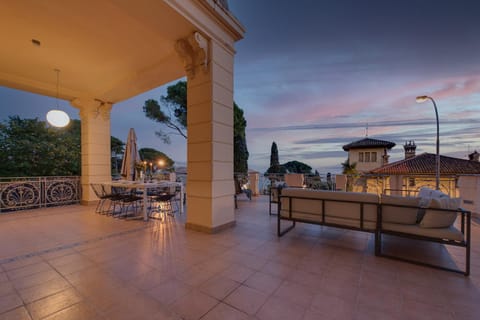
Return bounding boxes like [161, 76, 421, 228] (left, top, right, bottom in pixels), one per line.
[185, 220, 236, 234]
[80, 200, 98, 206]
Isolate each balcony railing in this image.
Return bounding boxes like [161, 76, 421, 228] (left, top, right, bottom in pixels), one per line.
[0, 176, 81, 213]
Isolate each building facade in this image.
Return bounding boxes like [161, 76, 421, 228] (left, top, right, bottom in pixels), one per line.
[342, 137, 396, 172]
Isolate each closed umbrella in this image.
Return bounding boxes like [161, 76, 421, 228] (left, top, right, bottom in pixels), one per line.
[120, 128, 141, 181]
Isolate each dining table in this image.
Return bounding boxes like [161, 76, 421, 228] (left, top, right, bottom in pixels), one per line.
[108, 180, 184, 221]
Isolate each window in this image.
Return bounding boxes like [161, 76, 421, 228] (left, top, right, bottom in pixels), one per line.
[408, 177, 415, 187]
[359, 151, 379, 163]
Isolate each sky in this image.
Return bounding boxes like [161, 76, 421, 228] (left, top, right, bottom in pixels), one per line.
[1, 0, 480, 174]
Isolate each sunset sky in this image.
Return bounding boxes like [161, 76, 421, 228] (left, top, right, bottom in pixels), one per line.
[1, 0, 480, 173]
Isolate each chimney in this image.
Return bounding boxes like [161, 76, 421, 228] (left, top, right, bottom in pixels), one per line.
[382, 153, 390, 165]
[469, 150, 480, 162]
[404, 140, 416, 159]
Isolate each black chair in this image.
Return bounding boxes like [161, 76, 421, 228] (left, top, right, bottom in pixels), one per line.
[149, 186, 177, 220]
[90, 183, 123, 214]
[109, 186, 143, 218]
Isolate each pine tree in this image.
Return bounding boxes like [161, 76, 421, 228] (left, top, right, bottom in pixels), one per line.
[270, 141, 279, 168]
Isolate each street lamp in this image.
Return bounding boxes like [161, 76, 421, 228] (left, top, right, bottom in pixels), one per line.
[416, 95, 440, 190]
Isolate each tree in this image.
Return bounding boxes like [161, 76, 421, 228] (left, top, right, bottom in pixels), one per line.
[270, 141, 279, 168]
[0, 116, 81, 176]
[266, 141, 285, 175]
[0, 116, 132, 177]
[142, 80, 249, 173]
[265, 164, 287, 175]
[341, 158, 358, 191]
[143, 81, 187, 143]
[233, 102, 249, 174]
[111, 136, 125, 174]
[139, 148, 175, 170]
[283, 160, 312, 174]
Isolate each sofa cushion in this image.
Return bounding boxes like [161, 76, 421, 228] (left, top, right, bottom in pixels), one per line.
[280, 188, 379, 222]
[419, 197, 461, 228]
[382, 222, 464, 241]
[325, 216, 377, 231]
[380, 195, 420, 225]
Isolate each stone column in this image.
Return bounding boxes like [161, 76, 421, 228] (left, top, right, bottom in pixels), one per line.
[176, 32, 235, 233]
[71, 98, 112, 205]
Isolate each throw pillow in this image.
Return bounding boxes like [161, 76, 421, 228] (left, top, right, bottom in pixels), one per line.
[416, 188, 449, 222]
[419, 197, 461, 228]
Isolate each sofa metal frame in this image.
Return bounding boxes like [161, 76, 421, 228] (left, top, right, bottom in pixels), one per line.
[277, 192, 471, 276]
[376, 202, 471, 276]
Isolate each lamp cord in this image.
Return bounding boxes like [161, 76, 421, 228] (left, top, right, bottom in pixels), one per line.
[54, 68, 60, 108]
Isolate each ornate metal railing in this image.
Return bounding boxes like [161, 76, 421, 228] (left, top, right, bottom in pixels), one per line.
[0, 176, 81, 213]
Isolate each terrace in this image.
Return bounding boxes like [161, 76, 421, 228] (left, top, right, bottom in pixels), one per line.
[1, 196, 479, 320]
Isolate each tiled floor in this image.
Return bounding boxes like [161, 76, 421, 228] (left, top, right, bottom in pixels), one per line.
[0, 196, 479, 319]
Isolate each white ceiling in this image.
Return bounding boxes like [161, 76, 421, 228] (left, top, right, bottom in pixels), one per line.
[0, 0, 199, 104]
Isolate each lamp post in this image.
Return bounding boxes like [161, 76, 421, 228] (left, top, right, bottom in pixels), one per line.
[416, 95, 440, 190]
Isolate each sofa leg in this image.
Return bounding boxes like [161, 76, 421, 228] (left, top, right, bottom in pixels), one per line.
[278, 218, 295, 237]
[374, 232, 381, 256]
[465, 242, 470, 276]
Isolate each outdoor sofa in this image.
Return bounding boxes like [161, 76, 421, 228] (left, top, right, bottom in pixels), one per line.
[277, 187, 471, 275]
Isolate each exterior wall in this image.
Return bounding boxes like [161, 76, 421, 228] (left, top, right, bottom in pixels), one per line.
[335, 175, 347, 191]
[248, 171, 259, 196]
[348, 148, 385, 172]
[284, 173, 305, 187]
[458, 175, 480, 215]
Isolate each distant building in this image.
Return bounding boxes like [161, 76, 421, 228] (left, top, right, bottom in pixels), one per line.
[368, 143, 480, 214]
[342, 137, 396, 172]
[468, 150, 479, 162]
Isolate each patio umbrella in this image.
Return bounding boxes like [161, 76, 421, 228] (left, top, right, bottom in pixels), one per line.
[120, 128, 141, 181]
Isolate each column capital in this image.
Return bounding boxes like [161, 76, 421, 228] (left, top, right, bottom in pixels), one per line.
[71, 98, 112, 122]
[175, 32, 209, 79]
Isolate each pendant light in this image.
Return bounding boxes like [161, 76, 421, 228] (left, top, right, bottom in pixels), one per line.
[46, 69, 70, 127]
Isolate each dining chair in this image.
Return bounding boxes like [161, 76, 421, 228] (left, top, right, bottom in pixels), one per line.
[110, 186, 143, 218]
[90, 183, 119, 214]
[149, 186, 177, 220]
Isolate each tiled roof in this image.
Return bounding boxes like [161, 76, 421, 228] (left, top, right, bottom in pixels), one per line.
[342, 138, 396, 151]
[370, 153, 480, 175]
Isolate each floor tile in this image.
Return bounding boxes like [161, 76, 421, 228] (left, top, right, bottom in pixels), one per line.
[309, 291, 355, 319]
[225, 285, 269, 315]
[147, 278, 193, 305]
[0, 293, 23, 315]
[0, 282, 16, 298]
[26, 288, 83, 320]
[6, 262, 53, 280]
[0, 306, 32, 320]
[18, 277, 71, 304]
[199, 274, 240, 300]
[41, 302, 103, 320]
[201, 302, 249, 320]
[170, 289, 218, 320]
[221, 264, 255, 283]
[244, 271, 283, 295]
[273, 280, 315, 308]
[11, 269, 62, 291]
[256, 296, 304, 320]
